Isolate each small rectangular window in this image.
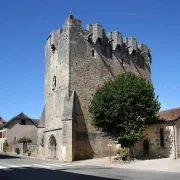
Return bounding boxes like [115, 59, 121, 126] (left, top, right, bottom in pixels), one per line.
[21, 120, 26, 125]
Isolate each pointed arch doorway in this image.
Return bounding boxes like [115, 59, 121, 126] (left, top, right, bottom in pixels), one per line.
[48, 135, 57, 159]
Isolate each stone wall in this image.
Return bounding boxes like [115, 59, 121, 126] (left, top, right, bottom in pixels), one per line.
[41, 14, 152, 161]
[68, 15, 151, 160]
[13, 143, 38, 156]
[175, 118, 180, 158]
[133, 123, 175, 159]
[27, 143, 38, 157]
[7, 119, 37, 151]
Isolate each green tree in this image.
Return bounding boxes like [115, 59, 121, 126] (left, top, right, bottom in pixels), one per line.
[17, 137, 32, 143]
[89, 72, 160, 148]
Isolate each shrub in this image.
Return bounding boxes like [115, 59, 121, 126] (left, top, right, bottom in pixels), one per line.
[117, 148, 129, 157]
[15, 147, 20, 154]
[26, 149, 31, 156]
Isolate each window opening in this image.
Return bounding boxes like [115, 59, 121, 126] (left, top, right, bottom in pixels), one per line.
[160, 128, 164, 147]
[92, 49, 95, 57]
[21, 120, 26, 125]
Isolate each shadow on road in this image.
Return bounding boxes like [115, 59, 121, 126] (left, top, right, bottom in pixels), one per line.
[0, 154, 22, 159]
[0, 167, 120, 180]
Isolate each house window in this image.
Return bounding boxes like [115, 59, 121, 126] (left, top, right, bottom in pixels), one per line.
[92, 49, 95, 57]
[160, 128, 164, 147]
[21, 120, 26, 125]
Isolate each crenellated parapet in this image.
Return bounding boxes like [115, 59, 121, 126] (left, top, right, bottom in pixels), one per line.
[46, 15, 152, 70]
[85, 23, 152, 67]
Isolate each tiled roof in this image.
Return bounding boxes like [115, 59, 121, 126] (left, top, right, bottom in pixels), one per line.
[32, 119, 40, 127]
[158, 107, 180, 121]
[4, 112, 39, 127]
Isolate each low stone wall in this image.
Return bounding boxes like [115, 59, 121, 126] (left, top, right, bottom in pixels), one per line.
[13, 143, 23, 155]
[27, 143, 38, 157]
[13, 143, 38, 157]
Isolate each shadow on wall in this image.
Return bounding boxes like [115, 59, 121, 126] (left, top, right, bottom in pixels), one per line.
[73, 93, 115, 160]
[73, 92, 94, 160]
[134, 125, 174, 160]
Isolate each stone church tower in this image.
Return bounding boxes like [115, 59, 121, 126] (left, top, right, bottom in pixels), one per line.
[37, 14, 152, 161]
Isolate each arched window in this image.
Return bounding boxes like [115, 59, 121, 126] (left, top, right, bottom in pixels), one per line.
[160, 128, 164, 147]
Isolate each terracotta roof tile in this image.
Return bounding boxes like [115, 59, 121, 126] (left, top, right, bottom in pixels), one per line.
[158, 107, 180, 121]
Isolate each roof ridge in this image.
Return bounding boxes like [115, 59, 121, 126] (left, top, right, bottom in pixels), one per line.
[159, 107, 180, 113]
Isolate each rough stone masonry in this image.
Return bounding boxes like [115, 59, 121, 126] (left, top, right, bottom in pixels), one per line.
[37, 14, 152, 162]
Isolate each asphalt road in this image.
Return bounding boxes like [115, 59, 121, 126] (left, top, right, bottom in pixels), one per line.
[0, 153, 180, 180]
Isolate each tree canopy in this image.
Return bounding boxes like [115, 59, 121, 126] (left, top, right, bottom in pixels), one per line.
[89, 72, 160, 147]
[17, 136, 32, 143]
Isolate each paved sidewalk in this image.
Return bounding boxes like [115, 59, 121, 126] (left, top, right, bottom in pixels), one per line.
[3, 152, 180, 173]
[75, 157, 180, 173]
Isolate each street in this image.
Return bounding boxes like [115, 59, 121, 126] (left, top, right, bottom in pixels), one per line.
[0, 154, 180, 180]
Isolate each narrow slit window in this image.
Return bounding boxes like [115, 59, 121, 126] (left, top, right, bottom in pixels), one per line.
[160, 128, 164, 147]
[92, 49, 95, 57]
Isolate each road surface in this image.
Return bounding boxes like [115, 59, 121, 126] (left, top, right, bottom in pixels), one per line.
[0, 153, 179, 180]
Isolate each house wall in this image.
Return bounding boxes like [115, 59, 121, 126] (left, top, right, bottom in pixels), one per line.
[175, 118, 180, 158]
[6, 119, 37, 151]
[133, 123, 175, 159]
[0, 129, 7, 152]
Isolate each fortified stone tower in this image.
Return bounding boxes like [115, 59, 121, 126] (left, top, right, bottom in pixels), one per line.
[37, 14, 152, 161]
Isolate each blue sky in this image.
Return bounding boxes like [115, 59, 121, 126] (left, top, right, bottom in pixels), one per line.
[0, 0, 180, 120]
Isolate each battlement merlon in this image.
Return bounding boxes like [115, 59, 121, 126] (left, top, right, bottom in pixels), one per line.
[138, 43, 151, 54]
[138, 43, 152, 64]
[86, 24, 106, 44]
[123, 37, 137, 54]
[108, 31, 123, 50]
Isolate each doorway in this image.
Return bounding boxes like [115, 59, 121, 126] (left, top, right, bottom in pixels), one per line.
[143, 140, 149, 159]
[48, 135, 57, 159]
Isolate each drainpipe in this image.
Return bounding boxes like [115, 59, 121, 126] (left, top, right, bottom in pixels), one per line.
[173, 121, 177, 159]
